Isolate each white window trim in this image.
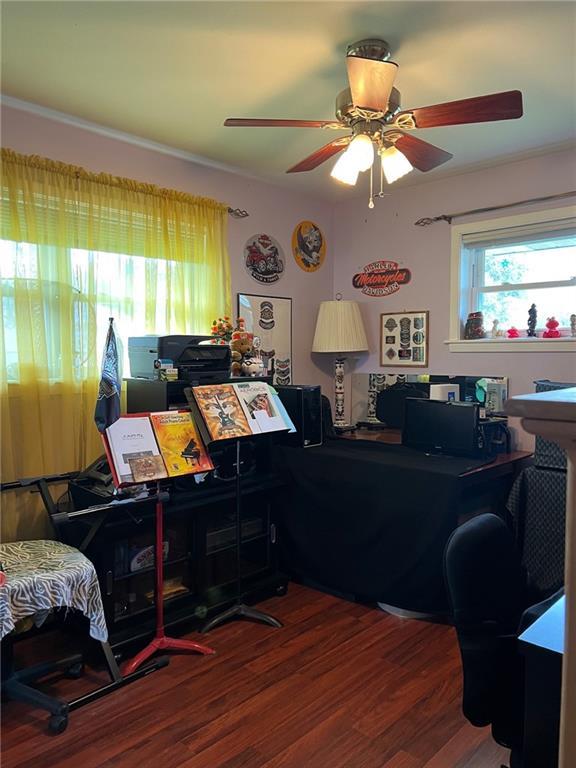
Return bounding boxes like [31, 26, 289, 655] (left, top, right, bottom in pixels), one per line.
[448, 205, 576, 353]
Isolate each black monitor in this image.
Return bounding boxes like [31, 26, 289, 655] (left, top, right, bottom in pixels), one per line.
[402, 399, 480, 457]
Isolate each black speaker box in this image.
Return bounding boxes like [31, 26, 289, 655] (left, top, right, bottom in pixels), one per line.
[275, 385, 323, 447]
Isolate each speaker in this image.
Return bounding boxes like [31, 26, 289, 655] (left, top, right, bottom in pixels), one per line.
[275, 385, 323, 447]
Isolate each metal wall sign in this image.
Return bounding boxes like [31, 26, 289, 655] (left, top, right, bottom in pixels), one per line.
[244, 234, 285, 284]
[291, 221, 326, 272]
[352, 260, 411, 297]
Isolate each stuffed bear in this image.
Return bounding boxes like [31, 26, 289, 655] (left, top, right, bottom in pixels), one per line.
[230, 318, 254, 376]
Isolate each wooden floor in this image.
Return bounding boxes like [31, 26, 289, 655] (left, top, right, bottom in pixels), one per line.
[1, 584, 509, 768]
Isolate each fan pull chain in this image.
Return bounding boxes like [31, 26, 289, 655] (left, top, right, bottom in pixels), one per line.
[368, 163, 374, 209]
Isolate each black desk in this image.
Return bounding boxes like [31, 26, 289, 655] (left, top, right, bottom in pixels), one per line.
[275, 440, 531, 613]
[519, 595, 563, 768]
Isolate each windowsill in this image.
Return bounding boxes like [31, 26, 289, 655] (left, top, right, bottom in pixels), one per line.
[445, 337, 576, 353]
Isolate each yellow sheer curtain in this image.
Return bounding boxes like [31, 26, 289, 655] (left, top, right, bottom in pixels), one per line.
[1, 148, 231, 541]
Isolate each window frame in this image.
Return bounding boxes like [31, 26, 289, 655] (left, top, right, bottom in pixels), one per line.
[447, 205, 576, 353]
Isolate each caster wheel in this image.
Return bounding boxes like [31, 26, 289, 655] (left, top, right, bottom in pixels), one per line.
[66, 661, 84, 679]
[48, 714, 68, 734]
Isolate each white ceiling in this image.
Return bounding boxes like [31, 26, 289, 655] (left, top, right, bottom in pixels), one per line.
[2, 1, 575, 199]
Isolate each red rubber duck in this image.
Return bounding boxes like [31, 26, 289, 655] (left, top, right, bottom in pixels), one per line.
[543, 317, 561, 338]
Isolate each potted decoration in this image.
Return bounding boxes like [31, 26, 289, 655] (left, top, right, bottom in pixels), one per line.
[210, 316, 234, 345]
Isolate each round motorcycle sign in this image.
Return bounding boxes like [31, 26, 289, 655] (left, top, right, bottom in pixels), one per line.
[292, 220, 326, 272]
[244, 233, 285, 284]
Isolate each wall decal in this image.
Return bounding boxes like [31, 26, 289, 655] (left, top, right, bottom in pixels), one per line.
[244, 234, 284, 284]
[291, 221, 326, 272]
[352, 260, 411, 297]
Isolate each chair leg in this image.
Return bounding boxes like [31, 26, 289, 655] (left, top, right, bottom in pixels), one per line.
[14, 654, 83, 685]
[3, 677, 68, 717]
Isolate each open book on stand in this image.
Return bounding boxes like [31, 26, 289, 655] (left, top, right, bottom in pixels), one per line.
[185, 382, 296, 445]
[103, 411, 213, 487]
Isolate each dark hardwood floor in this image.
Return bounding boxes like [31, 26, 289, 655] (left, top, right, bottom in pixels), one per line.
[1, 584, 509, 767]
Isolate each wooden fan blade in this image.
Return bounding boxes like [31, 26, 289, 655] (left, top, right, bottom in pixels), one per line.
[346, 57, 398, 111]
[286, 137, 352, 173]
[393, 134, 453, 172]
[224, 118, 344, 129]
[394, 90, 523, 129]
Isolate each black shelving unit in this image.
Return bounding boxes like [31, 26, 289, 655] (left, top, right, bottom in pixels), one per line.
[71, 472, 287, 650]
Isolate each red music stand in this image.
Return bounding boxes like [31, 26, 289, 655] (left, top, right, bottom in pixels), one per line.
[101, 416, 215, 674]
[123, 485, 214, 674]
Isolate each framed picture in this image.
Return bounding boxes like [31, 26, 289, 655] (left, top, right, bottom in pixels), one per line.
[380, 310, 429, 367]
[237, 293, 293, 385]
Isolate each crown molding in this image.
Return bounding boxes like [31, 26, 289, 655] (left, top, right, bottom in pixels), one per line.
[0, 94, 274, 184]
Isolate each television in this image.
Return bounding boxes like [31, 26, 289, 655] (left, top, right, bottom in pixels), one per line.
[402, 399, 480, 457]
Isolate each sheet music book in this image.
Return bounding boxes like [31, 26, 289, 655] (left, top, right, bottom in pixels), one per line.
[186, 382, 296, 443]
[150, 411, 214, 476]
[233, 381, 286, 433]
[103, 411, 213, 487]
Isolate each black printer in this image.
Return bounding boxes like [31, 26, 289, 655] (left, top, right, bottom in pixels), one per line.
[128, 335, 231, 382]
[127, 335, 232, 412]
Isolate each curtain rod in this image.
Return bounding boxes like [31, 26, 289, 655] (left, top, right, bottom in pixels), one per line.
[414, 190, 576, 226]
[228, 207, 249, 219]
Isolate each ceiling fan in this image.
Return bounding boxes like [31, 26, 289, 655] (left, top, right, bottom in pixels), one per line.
[224, 39, 523, 206]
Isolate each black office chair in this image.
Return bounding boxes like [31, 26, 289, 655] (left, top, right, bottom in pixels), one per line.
[445, 513, 564, 767]
[445, 514, 527, 765]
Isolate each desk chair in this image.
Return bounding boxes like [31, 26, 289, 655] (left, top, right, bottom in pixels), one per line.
[444, 514, 526, 765]
[444, 513, 563, 768]
[0, 477, 167, 734]
[0, 539, 107, 733]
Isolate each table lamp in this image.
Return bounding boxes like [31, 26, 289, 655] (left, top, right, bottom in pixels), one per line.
[312, 298, 368, 432]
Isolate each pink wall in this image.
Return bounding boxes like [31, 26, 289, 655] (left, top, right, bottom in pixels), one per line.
[2, 104, 574, 448]
[332, 149, 576, 449]
[1, 104, 335, 393]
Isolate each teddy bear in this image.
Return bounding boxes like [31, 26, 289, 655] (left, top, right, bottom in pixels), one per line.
[230, 318, 254, 376]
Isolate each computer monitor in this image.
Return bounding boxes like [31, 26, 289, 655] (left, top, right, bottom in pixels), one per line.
[402, 399, 480, 457]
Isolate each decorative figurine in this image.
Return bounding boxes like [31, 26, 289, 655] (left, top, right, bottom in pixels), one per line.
[527, 303, 537, 337]
[242, 356, 265, 377]
[464, 311, 485, 340]
[570, 314, 576, 337]
[507, 327, 520, 338]
[241, 333, 265, 377]
[490, 319, 504, 338]
[543, 317, 561, 338]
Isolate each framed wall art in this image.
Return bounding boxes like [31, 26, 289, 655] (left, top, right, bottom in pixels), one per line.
[380, 310, 429, 367]
[237, 293, 293, 385]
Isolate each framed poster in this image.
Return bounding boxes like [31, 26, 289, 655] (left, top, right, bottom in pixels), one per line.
[380, 310, 429, 367]
[237, 293, 293, 385]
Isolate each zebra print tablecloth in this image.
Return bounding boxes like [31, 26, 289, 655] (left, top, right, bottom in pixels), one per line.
[0, 540, 108, 641]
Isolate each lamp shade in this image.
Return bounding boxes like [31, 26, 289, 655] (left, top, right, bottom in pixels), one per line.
[312, 300, 369, 353]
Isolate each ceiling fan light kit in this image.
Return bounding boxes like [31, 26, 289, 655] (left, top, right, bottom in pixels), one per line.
[224, 38, 523, 209]
[380, 146, 414, 184]
[330, 152, 360, 186]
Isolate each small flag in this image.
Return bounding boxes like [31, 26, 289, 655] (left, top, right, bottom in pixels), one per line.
[94, 318, 121, 433]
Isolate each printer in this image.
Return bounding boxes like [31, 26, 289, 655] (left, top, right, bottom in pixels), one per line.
[128, 335, 231, 382]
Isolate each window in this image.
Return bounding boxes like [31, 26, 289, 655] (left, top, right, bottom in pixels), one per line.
[449, 207, 576, 351]
[0, 239, 192, 383]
